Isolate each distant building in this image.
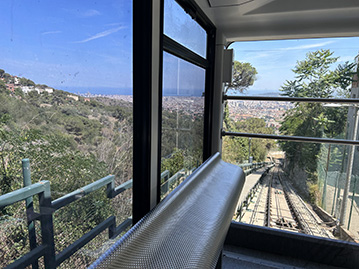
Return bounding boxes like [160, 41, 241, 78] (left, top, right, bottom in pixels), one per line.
[67, 94, 79, 101]
[43, 88, 53, 94]
[21, 86, 35, 93]
[6, 83, 15, 92]
[21, 86, 53, 94]
[13, 76, 20, 86]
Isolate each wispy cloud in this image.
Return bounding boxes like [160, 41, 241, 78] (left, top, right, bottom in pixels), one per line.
[279, 41, 335, 51]
[82, 9, 101, 17]
[41, 31, 62, 35]
[74, 26, 126, 43]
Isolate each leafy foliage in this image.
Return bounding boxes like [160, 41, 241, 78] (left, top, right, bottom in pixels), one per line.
[226, 61, 257, 94]
[279, 49, 356, 200]
[0, 69, 134, 267]
[223, 118, 274, 164]
[222, 61, 271, 163]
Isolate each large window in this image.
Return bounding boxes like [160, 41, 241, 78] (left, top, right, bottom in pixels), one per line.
[223, 37, 359, 242]
[161, 52, 205, 198]
[0, 1, 133, 267]
[160, 0, 213, 199]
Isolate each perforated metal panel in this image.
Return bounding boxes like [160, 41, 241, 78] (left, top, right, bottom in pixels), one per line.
[90, 153, 245, 269]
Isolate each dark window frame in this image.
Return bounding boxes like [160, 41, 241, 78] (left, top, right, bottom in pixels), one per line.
[133, 0, 216, 222]
[162, 0, 216, 162]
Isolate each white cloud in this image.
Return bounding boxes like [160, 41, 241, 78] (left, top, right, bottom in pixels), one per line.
[82, 9, 101, 17]
[279, 41, 335, 51]
[41, 31, 62, 35]
[74, 26, 126, 43]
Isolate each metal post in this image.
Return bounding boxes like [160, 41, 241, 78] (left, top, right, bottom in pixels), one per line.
[322, 144, 331, 210]
[332, 146, 346, 216]
[22, 159, 38, 269]
[340, 107, 359, 226]
[248, 138, 251, 163]
[38, 181, 56, 268]
[331, 172, 340, 216]
[348, 175, 357, 230]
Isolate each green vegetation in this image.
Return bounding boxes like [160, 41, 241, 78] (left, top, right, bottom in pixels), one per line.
[223, 61, 273, 164]
[0, 69, 133, 267]
[161, 100, 204, 179]
[279, 49, 356, 202]
[0, 68, 205, 267]
[223, 118, 274, 164]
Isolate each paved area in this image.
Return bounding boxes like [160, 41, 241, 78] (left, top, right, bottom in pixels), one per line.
[238, 167, 267, 204]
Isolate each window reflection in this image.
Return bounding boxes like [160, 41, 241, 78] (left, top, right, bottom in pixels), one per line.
[164, 0, 207, 58]
[0, 0, 133, 267]
[161, 52, 205, 198]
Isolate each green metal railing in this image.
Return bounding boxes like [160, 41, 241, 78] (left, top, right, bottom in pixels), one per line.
[238, 161, 272, 176]
[0, 157, 270, 268]
[236, 163, 275, 220]
[160, 167, 197, 199]
[0, 159, 133, 269]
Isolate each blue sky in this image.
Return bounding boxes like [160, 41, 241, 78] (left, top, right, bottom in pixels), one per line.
[0, 0, 358, 96]
[230, 37, 359, 95]
[0, 0, 132, 91]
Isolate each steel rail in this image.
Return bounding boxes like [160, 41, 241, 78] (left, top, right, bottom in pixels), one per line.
[222, 131, 359, 146]
[224, 95, 359, 104]
[265, 173, 273, 227]
[278, 173, 307, 234]
[282, 179, 329, 237]
[274, 173, 282, 224]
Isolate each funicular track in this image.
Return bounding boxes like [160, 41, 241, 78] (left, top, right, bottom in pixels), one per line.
[240, 165, 334, 238]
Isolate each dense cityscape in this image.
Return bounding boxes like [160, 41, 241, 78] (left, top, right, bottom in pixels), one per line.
[228, 100, 293, 133]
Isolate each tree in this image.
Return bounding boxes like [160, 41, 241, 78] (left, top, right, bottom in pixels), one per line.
[0, 80, 6, 92]
[280, 49, 356, 199]
[226, 61, 257, 94]
[224, 61, 257, 129]
[0, 69, 4, 78]
[222, 61, 259, 163]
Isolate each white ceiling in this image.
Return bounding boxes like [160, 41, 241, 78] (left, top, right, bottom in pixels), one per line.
[196, 0, 359, 42]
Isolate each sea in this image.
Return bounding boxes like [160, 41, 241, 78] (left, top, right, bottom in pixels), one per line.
[57, 86, 280, 97]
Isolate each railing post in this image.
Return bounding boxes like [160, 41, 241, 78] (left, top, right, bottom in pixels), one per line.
[22, 159, 39, 269]
[38, 181, 56, 268]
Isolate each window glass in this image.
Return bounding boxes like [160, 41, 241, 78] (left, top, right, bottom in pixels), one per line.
[164, 0, 207, 58]
[0, 0, 132, 267]
[161, 52, 205, 199]
[224, 37, 359, 242]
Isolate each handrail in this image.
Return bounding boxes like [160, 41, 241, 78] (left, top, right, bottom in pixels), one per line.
[90, 153, 245, 268]
[0, 159, 134, 269]
[0, 181, 49, 209]
[160, 169, 186, 198]
[224, 95, 359, 105]
[222, 131, 359, 146]
[52, 175, 115, 210]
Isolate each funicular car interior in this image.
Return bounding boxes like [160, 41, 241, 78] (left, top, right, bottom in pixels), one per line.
[102, 1, 359, 268]
[2, 0, 359, 268]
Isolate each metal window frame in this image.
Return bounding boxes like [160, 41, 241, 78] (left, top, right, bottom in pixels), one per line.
[133, 0, 164, 223]
[164, 0, 217, 161]
[133, 0, 216, 223]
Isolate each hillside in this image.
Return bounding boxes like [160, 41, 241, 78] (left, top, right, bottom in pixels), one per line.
[0, 69, 134, 267]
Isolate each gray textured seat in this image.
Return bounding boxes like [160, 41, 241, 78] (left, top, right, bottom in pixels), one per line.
[90, 153, 245, 269]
